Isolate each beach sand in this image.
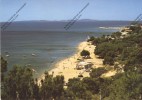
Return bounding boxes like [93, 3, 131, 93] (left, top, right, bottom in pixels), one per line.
[38, 41, 116, 84]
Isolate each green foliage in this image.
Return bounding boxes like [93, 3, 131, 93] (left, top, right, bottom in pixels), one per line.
[2, 66, 34, 100]
[90, 67, 107, 78]
[129, 25, 141, 33]
[1, 57, 7, 82]
[1, 57, 7, 73]
[108, 72, 142, 100]
[87, 36, 95, 42]
[87, 35, 109, 45]
[95, 28, 142, 67]
[127, 47, 142, 65]
[111, 32, 122, 39]
[66, 78, 87, 99]
[80, 50, 90, 57]
[124, 47, 142, 73]
[103, 55, 114, 65]
[92, 27, 142, 99]
[40, 72, 64, 100]
[95, 42, 118, 59]
[82, 77, 99, 94]
[32, 79, 40, 100]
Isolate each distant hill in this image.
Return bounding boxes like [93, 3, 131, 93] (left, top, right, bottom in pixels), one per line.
[0, 20, 135, 32]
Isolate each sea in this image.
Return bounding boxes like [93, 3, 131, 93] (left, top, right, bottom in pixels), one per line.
[1, 20, 131, 78]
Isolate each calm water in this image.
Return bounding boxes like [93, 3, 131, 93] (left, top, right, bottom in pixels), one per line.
[1, 21, 129, 78]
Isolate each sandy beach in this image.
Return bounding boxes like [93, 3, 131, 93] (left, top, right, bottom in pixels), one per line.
[38, 41, 116, 84]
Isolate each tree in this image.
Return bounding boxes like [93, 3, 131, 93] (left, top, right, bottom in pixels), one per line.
[1, 57, 7, 82]
[82, 77, 99, 94]
[32, 79, 40, 100]
[40, 72, 65, 100]
[52, 75, 64, 99]
[67, 78, 87, 99]
[87, 36, 95, 42]
[90, 68, 107, 78]
[80, 50, 90, 57]
[40, 71, 54, 100]
[103, 56, 114, 65]
[108, 72, 142, 100]
[2, 66, 34, 100]
[111, 32, 122, 39]
[124, 48, 142, 73]
[129, 25, 141, 33]
[1, 57, 7, 73]
[95, 42, 116, 58]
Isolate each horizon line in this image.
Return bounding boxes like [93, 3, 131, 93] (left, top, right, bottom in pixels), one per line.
[0, 19, 135, 23]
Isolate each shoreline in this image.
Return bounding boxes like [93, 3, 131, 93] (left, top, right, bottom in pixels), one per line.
[38, 41, 116, 84]
[38, 41, 84, 83]
[37, 42, 81, 83]
[48, 41, 88, 82]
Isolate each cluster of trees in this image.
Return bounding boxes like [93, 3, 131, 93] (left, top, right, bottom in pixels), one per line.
[129, 25, 142, 33]
[85, 25, 142, 99]
[90, 25, 142, 67]
[1, 63, 65, 100]
[1, 59, 112, 100]
[2, 60, 142, 100]
[40, 72, 64, 100]
[87, 35, 110, 45]
[2, 66, 34, 100]
[108, 72, 142, 100]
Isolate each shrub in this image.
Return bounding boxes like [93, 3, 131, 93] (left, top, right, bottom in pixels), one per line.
[90, 68, 107, 78]
[80, 50, 90, 57]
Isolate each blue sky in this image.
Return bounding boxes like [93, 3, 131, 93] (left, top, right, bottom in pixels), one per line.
[0, 0, 142, 22]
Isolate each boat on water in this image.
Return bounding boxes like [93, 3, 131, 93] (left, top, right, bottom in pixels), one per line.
[6, 55, 10, 57]
[32, 53, 36, 56]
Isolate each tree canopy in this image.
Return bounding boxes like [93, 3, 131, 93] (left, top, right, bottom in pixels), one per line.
[80, 50, 90, 57]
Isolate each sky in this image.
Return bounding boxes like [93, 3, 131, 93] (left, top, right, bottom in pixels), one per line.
[0, 0, 142, 22]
